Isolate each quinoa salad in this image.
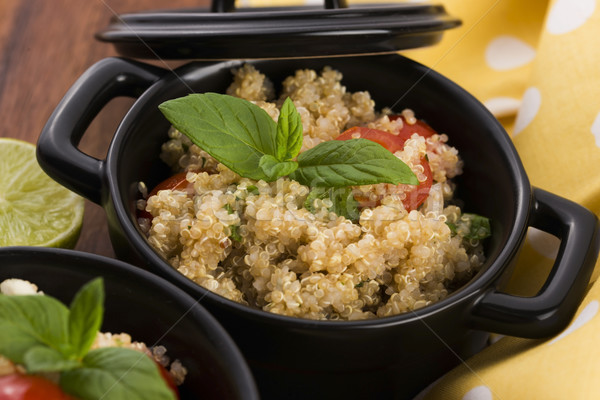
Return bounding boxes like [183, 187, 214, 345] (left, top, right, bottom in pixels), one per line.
[138, 64, 490, 321]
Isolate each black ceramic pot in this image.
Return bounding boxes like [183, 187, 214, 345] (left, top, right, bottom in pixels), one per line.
[37, 56, 600, 400]
[0, 246, 259, 400]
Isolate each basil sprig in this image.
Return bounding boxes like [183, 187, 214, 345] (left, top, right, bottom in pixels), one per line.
[159, 93, 418, 187]
[0, 279, 176, 400]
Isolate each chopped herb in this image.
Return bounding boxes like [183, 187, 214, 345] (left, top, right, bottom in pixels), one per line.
[230, 225, 242, 242]
[304, 186, 360, 221]
[246, 185, 259, 195]
[446, 213, 491, 240]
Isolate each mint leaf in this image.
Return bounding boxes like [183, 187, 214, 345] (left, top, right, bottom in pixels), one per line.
[159, 93, 278, 181]
[276, 97, 303, 161]
[289, 139, 418, 187]
[304, 186, 360, 221]
[0, 294, 70, 363]
[69, 278, 104, 359]
[259, 154, 298, 180]
[60, 347, 176, 400]
[24, 346, 80, 373]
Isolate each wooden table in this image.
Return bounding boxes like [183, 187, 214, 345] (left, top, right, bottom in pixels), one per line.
[0, 0, 208, 257]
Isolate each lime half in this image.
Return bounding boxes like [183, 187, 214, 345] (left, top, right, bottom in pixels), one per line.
[0, 138, 84, 248]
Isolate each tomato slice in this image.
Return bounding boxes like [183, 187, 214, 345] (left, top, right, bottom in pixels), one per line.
[336, 125, 434, 211]
[336, 126, 408, 153]
[154, 361, 180, 399]
[388, 115, 437, 139]
[148, 172, 193, 198]
[138, 171, 194, 221]
[402, 156, 433, 211]
[0, 374, 73, 400]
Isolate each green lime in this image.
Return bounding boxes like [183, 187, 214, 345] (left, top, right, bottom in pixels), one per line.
[0, 138, 84, 248]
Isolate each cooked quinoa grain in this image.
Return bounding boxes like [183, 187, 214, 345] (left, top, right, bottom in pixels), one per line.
[142, 65, 487, 320]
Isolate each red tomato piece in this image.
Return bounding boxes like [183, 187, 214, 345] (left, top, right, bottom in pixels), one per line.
[336, 125, 434, 211]
[148, 171, 193, 197]
[336, 126, 408, 153]
[402, 156, 433, 211]
[388, 115, 437, 139]
[154, 361, 180, 399]
[138, 171, 194, 221]
[0, 374, 73, 400]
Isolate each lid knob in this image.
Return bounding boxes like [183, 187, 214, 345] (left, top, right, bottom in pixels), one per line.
[211, 0, 235, 13]
[211, 0, 348, 12]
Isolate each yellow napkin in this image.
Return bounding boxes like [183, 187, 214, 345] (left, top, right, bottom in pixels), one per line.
[243, 0, 600, 397]
[403, 0, 600, 399]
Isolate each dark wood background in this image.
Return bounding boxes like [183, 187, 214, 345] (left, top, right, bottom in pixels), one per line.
[0, 0, 209, 257]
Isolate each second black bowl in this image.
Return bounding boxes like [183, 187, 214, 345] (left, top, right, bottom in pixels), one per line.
[0, 246, 259, 400]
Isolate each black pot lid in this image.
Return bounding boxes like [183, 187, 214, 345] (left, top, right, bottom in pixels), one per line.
[96, 0, 460, 60]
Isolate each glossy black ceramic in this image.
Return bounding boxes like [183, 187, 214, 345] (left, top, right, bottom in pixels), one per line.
[0, 247, 259, 400]
[95, 2, 460, 60]
[37, 56, 600, 399]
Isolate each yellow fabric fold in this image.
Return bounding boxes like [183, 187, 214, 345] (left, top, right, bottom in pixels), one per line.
[405, 0, 600, 398]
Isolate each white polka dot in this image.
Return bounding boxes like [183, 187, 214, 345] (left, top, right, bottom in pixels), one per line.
[462, 385, 493, 400]
[483, 97, 521, 118]
[546, 0, 596, 35]
[591, 111, 600, 147]
[548, 300, 599, 345]
[527, 227, 560, 259]
[485, 36, 536, 71]
[513, 87, 541, 136]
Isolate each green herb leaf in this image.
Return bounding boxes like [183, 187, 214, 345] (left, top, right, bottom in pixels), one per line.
[230, 225, 242, 242]
[24, 346, 80, 373]
[0, 294, 70, 363]
[304, 186, 360, 221]
[276, 98, 303, 161]
[159, 93, 278, 181]
[259, 154, 298, 180]
[60, 347, 176, 400]
[446, 213, 491, 240]
[69, 278, 104, 359]
[462, 213, 492, 240]
[289, 139, 419, 187]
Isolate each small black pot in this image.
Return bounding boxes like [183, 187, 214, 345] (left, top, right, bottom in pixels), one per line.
[0, 246, 259, 400]
[37, 56, 600, 399]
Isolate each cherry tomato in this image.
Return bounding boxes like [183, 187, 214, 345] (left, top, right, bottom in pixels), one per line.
[336, 125, 434, 211]
[138, 171, 194, 221]
[388, 115, 437, 139]
[336, 126, 408, 153]
[148, 171, 194, 197]
[0, 374, 73, 400]
[154, 361, 180, 399]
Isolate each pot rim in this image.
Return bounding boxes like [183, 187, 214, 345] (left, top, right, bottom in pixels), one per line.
[104, 56, 531, 330]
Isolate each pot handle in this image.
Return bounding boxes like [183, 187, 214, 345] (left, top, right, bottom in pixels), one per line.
[470, 188, 599, 338]
[37, 57, 165, 205]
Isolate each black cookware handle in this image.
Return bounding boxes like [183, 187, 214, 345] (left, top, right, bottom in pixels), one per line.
[37, 57, 164, 205]
[470, 188, 599, 338]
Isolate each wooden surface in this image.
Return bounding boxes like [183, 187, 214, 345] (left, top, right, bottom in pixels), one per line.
[0, 0, 209, 257]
